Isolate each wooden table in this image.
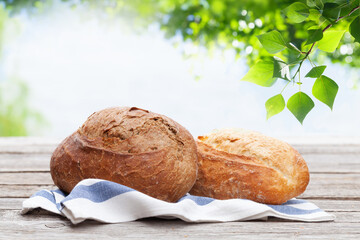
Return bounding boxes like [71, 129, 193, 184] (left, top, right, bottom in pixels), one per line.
[1, 137, 360, 239]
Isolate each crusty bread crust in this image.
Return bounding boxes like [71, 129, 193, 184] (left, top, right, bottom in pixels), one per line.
[189, 129, 309, 204]
[50, 107, 198, 202]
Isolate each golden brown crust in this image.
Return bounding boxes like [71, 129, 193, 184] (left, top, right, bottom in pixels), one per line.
[50, 107, 198, 202]
[190, 129, 309, 204]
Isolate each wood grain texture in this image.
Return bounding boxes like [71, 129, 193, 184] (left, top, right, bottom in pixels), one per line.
[0, 137, 59, 154]
[0, 172, 53, 185]
[2, 152, 360, 173]
[0, 137, 359, 239]
[1, 137, 360, 154]
[304, 153, 360, 173]
[1, 210, 360, 240]
[0, 185, 55, 198]
[0, 198, 26, 210]
[0, 153, 51, 172]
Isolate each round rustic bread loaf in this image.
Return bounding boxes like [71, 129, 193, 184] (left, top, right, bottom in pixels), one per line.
[50, 107, 198, 202]
[189, 129, 309, 204]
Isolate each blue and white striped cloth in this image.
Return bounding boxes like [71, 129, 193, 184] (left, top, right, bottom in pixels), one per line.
[22, 179, 335, 224]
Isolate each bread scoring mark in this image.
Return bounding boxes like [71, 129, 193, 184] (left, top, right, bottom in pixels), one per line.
[230, 138, 240, 142]
[129, 107, 149, 113]
[80, 107, 195, 189]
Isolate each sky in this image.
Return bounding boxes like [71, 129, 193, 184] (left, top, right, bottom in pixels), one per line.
[2, 2, 360, 138]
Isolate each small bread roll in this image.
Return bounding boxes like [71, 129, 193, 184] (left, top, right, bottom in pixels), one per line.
[189, 129, 309, 204]
[50, 107, 198, 202]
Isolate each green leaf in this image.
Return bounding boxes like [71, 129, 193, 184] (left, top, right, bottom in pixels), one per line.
[257, 30, 287, 54]
[340, 0, 360, 17]
[241, 59, 276, 87]
[273, 57, 291, 81]
[308, 9, 322, 21]
[265, 94, 285, 119]
[287, 92, 315, 124]
[306, 0, 324, 9]
[350, 16, 360, 43]
[305, 65, 327, 78]
[305, 28, 323, 45]
[283, 2, 310, 23]
[317, 30, 345, 52]
[312, 75, 338, 109]
[322, 2, 341, 21]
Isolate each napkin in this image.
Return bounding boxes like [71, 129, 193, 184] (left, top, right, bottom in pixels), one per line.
[22, 179, 335, 224]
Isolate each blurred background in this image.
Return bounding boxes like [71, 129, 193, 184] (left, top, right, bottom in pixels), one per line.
[0, 0, 359, 139]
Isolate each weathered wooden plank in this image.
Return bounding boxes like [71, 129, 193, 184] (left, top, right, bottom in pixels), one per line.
[294, 235, 360, 240]
[303, 153, 360, 173]
[0, 173, 53, 185]
[0, 137, 360, 154]
[297, 145, 360, 154]
[0, 137, 60, 145]
[1, 138, 360, 239]
[0, 153, 51, 172]
[310, 199, 360, 212]
[0, 144, 57, 154]
[0, 210, 360, 240]
[0, 137, 58, 153]
[0, 198, 26, 210]
[0, 185, 55, 198]
[1, 173, 359, 199]
[1, 152, 360, 173]
[0, 137, 359, 173]
[280, 136, 360, 145]
[285, 136, 360, 154]
[1, 172, 357, 186]
[1, 136, 358, 145]
[1, 232, 359, 240]
[1, 226, 357, 240]
[2, 208, 360, 224]
[300, 173, 360, 199]
[8, 234, 360, 240]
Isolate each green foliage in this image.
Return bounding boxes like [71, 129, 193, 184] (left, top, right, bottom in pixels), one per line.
[318, 30, 345, 52]
[305, 28, 323, 45]
[241, 0, 358, 123]
[0, 4, 45, 136]
[2, 1, 360, 66]
[287, 92, 315, 124]
[0, 4, 8, 55]
[0, 79, 46, 136]
[350, 16, 360, 43]
[283, 2, 309, 23]
[265, 94, 285, 119]
[312, 75, 339, 109]
[1, 0, 360, 123]
[307, 0, 324, 9]
[305, 66, 327, 78]
[322, 2, 341, 21]
[257, 30, 287, 54]
[241, 59, 276, 87]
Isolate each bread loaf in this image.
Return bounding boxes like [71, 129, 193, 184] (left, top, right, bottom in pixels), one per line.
[50, 107, 198, 202]
[189, 129, 309, 204]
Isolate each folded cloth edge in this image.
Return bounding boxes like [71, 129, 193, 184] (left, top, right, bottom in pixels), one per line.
[21, 179, 336, 224]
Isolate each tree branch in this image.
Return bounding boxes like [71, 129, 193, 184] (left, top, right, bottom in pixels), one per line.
[304, 5, 360, 59]
[292, 5, 360, 82]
